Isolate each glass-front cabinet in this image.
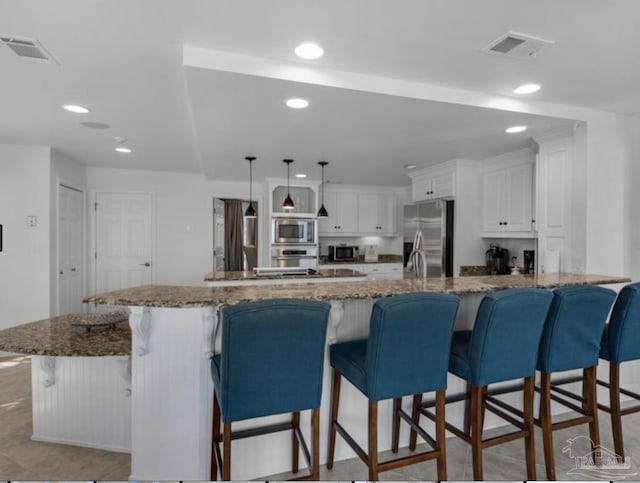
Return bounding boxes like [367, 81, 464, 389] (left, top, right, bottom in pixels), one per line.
[268, 179, 318, 217]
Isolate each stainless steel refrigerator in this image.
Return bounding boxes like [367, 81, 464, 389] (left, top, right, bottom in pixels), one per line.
[403, 200, 454, 278]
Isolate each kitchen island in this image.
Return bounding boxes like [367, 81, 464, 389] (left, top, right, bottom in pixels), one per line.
[1, 273, 631, 480]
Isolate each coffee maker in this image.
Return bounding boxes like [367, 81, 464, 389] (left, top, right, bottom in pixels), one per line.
[523, 250, 535, 274]
[485, 244, 510, 275]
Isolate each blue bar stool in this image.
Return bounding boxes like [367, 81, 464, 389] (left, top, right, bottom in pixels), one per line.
[326, 292, 460, 480]
[444, 288, 553, 480]
[210, 299, 331, 481]
[536, 285, 616, 480]
[598, 282, 640, 461]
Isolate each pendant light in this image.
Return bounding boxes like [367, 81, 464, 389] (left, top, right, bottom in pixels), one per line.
[317, 161, 328, 218]
[244, 156, 256, 218]
[282, 159, 295, 210]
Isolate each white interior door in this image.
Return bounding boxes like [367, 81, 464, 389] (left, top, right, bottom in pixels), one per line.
[58, 185, 84, 314]
[95, 192, 153, 293]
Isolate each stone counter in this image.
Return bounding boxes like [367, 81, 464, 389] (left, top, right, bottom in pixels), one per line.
[0, 314, 131, 356]
[204, 267, 365, 282]
[85, 273, 630, 308]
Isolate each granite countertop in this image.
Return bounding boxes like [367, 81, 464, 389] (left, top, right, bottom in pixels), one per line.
[0, 314, 131, 356]
[204, 268, 365, 281]
[84, 273, 631, 308]
[318, 254, 403, 264]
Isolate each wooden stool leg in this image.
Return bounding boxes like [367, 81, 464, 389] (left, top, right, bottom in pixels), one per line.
[463, 381, 472, 435]
[435, 389, 447, 481]
[585, 366, 601, 461]
[409, 393, 422, 451]
[211, 392, 221, 480]
[610, 362, 625, 461]
[523, 376, 536, 480]
[326, 368, 341, 469]
[392, 397, 402, 453]
[470, 384, 484, 481]
[222, 421, 232, 481]
[368, 400, 379, 481]
[540, 372, 556, 480]
[311, 408, 320, 480]
[292, 411, 300, 473]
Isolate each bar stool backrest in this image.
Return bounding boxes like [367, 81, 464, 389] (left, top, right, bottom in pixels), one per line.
[604, 282, 640, 363]
[537, 285, 616, 374]
[366, 292, 460, 401]
[469, 288, 553, 386]
[219, 299, 331, 422]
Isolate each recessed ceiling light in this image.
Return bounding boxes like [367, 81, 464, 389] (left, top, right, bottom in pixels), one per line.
[286, 98, 309, 109]
[115, 147, 132, 153]
[514, 83, 541, 94]
[294, 42, 324, 60]
[80, 121, 110, 130]
[505, 125, 527, 133]
[63, 104, 90, 114]
[295, 173, 307, 178]
[404, 164, 417, 170]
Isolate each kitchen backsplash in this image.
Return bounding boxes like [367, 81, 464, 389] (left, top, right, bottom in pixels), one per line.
[319, 236, 403, 257]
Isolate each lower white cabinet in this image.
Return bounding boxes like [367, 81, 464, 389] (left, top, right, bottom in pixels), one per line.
[321, 262, 404, 280]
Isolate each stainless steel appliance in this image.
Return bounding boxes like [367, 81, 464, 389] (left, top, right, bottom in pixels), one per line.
[328, 245, 359, 261]
[485, 243, 510, 275]
[403, 200, 454, 278]
[271, 245, 318, 269]
[272, 218, 316, 245]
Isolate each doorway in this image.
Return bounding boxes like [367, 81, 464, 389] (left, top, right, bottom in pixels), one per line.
[58, 184, 84, 314]
[212, 198, 258, 272]
[94, 191, 154, 293]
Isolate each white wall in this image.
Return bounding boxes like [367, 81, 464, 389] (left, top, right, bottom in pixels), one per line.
[0, 144, 51, 330]
[85, 168, 264, 287]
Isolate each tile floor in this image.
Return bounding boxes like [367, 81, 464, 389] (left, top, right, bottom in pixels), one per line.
[2, 355, 640, 480]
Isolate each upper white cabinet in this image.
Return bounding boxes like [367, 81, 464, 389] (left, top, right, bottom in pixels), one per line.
[410, 168, 455, 202]
[317, 191, 358, 234]
[267, 178, 319, 218]
[318, 189, 398, 237]
[481, 153, 534, 236]
[357, 193, 397, 235]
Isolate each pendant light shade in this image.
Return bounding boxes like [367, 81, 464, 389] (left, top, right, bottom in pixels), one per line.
[282, 159, 295, 210]
[244, 156, 257, 218]
[317, 161, 328, 218]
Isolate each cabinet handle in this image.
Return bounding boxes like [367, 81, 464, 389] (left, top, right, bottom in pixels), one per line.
[504, 221, 508, 225]
[532, 219, 536, 223]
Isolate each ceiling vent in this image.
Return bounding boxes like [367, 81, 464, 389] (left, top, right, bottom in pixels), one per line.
[0, 35, 59, 64]
[482, 31, 554, 60]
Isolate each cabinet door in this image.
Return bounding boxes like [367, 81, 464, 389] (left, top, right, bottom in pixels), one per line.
[431, 171, 455, 199]
[357, 194, 380, 233]
[317, 192, 338, 234]
[336, 192, 359, 233]
[482, 169, 505, 232]
[504, 163, 533, 232]
[378, 194, 397, 235]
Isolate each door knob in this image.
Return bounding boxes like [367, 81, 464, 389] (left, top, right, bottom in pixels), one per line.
[140, 262, 151, 267]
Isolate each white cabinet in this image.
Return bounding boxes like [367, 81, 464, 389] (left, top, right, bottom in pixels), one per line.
[357, 194, 397, 235]
[320, 262, 404, 280]
[318, 192, 359, 234]
[411, 169, 455, 202]
[318, 190, 397, 237]
[482, 161, 534, 235]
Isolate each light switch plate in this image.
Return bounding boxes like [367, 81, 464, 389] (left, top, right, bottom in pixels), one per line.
[27, 215, 37, 227]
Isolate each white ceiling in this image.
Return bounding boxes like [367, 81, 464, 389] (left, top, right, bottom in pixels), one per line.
[1, 0, 638, 186]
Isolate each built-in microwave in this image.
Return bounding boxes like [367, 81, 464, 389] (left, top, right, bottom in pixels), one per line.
[272, 218, 316, 245]
[328, 245, 360, 261]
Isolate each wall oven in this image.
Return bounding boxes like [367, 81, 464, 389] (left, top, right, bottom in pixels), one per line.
[271, 245, 318, 269]
[272, 218, 316, 245]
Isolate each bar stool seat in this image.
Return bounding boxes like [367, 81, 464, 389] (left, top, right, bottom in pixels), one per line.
[598, 282, 640, 461]
[210, 299, 331, 481]
[536, 285, 616, 480]
[326, 292, 460, 481]
[439, 288, 553, 481]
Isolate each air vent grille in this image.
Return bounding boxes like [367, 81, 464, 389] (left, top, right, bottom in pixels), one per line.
[1, 35, 58, 64]
[482, 31, 554, 60]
